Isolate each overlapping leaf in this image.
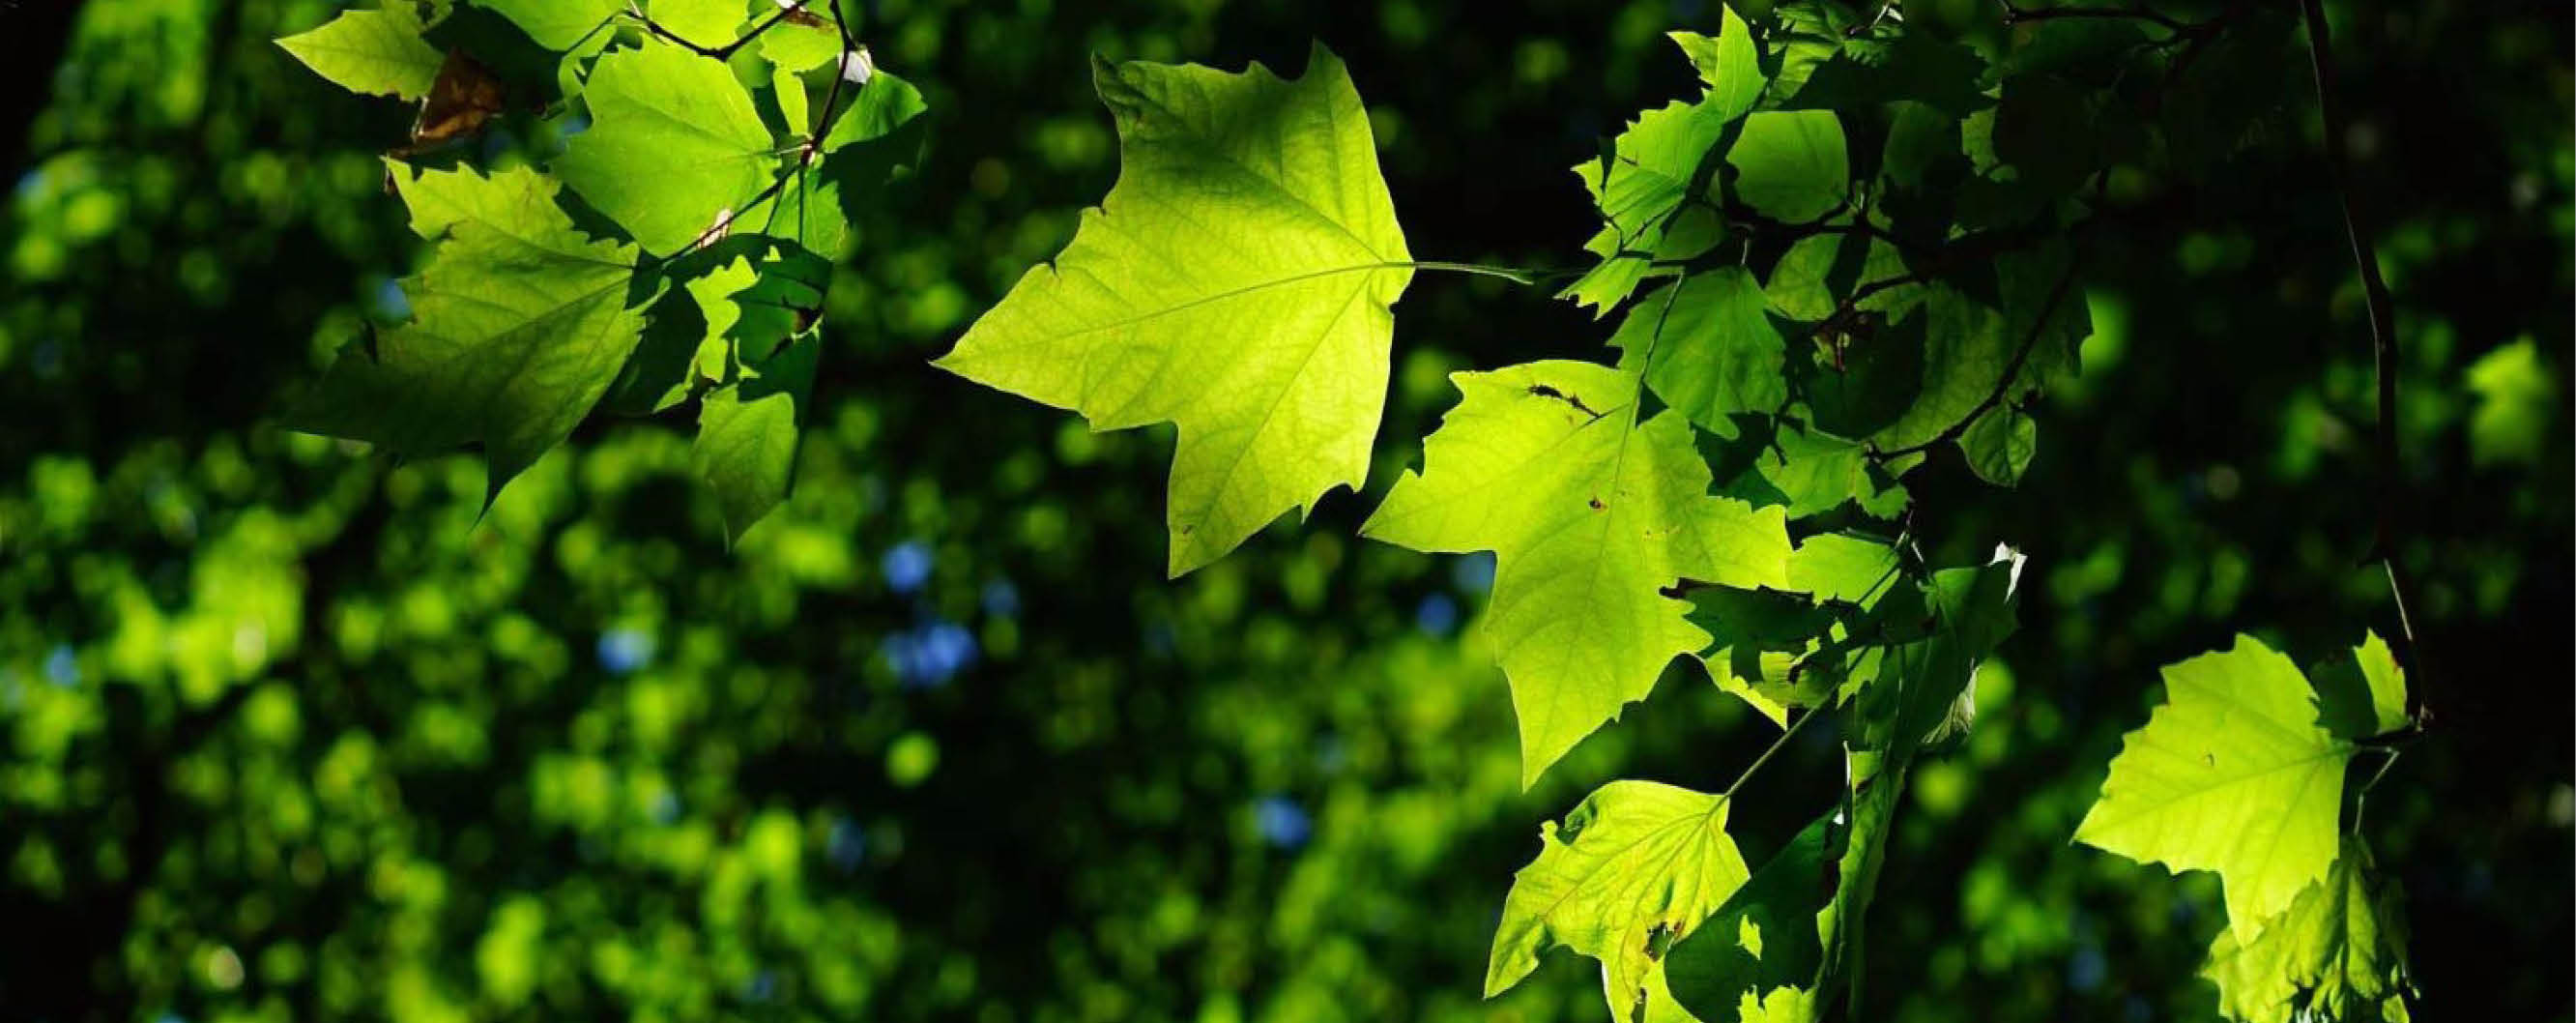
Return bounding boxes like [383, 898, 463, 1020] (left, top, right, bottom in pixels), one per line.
[939, 44, 1414, 576]
[276, 3, 448, 100]
[288, 164, 649, 492]
[556, 38, 781, 255]
[477, 0, 622, 51]
[2075, 635, 2357, 938]
[1486, 781, 1752, 1019]
[1364, 360, 1791, 784]
[2204, 838, 2416, 1023]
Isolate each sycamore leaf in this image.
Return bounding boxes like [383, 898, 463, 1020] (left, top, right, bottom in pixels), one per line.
[739, 72, 931, 260]
[762, 4, 848, 72]
[1868, 250, 2087, 450]
[1712, 418, 1911, 520]
[277, 4, 447, 101]
[1665, 811, 1838, 1023]
[1565, 98, 1733, 312]
[2204, 838, 2416, 1023]
[1611, 269, 1791, 437]
[939, 44, 1412, 576]
[1561, 14, 1771, 314]
[696, 332, 819, 543]
[1668, 1, 1764, 117]
[1485, 780, 1752, 1021]
[1364, 360, 1791, 785]
[475, 0, 622, 51]
[556, 39, 780, 255]
[1726, 110, 1847, 223]
[288, 164, 649, 493]
[2075, 634, 2353, 939]
[2350, 632, 2408, 737]
[1957, 403, 2037, 486]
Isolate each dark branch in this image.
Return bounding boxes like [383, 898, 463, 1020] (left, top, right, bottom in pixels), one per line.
[1869, 259, 2081, 462]
[2299, 0, 2428, 721]
[632, 0, 821, 61]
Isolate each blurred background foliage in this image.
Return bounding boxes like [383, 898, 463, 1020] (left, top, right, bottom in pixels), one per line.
[0, 0, 2567, 1021]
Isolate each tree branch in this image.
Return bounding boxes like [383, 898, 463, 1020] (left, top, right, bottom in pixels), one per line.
[2298, 0, 2427, 721]
[629, 0, 820, 61]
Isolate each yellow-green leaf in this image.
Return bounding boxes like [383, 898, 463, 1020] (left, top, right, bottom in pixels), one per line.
[938, 44, 1413, 576]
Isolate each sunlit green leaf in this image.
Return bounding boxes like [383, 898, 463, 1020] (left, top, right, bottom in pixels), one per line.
[288, 164, 649, 493]
[939, 44, 1413, 576]
[1366, 360, 1792, 784]
[2203, 838, 2416, 1023]
[2075, 634, 2352, 938]
[276, 4, 447, 101]
[555, 39, 779, 255]
[1486, 780, 1752, 1019]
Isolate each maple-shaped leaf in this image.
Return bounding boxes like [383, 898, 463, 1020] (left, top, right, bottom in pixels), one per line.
[2075, 634, 2355, 939]
[938, 44, 1413, 576]
[276, 4, 447, 101]
[287, 163, 649, 495]
[1486, 780, 1752, 1020]
[2203, 837, 2416, 1023]
[1664, 810, 1838, 1023]
[1564, 15, 1769, 312]
[1611, 268, 1792, 436]
[556, 38, 780, 255]
[1364, 360, 1792, 785]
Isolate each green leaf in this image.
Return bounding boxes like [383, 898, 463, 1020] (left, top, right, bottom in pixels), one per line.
[2075, 634, 2354, 939]
[556, 39, 780, 255]
[1485, 780, 1752, 1019]
[474, 0, 622, 50]
[761, 6, 848, 72]
[1611, 269, 1791, 436]
[695, 331, 818, 543]
[1868, 251, 2086, 450]
[646, 0, 746, 49]
[1688, 585, 1836, 727]
[1776, 31, 1989, 119]
[276, 5, 448, 101]
[288, 164, 649, 493]
[1668, 1, 1765, 119]
[1956, 403, 2036, 486]
[737, 72, 930, 259]
[684, 255, 762, 379]
[1727, 110, 1846, 223]
[1721, 421, 1910, 519]
[1364, 361, 1792, 785]
[2314, 629, 2411, 742]
[1762, 231, 1912, 323]
[2203, 838, 2416, 1023]
[1665, 811, 1839, 1023]
[1565, 98, 1736, 312]
[1785, 532, 1896, 605]
[938, 44, 1413, 576]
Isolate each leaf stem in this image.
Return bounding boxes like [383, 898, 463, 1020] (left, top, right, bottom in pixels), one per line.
[1722, 706, 1822, 804]
[1403, 260, 1575, 286]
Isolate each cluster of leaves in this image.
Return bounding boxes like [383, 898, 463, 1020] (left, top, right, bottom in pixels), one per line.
[277, 0, 926, 540]
[2077, 633, 2417, 1023]
[934, 2, 2422, 1022]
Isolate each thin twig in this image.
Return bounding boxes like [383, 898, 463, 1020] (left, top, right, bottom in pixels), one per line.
[1870, 259, 2081, 461]
[2299, 0, 2429, 722]
[629, 0, 821, 61]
